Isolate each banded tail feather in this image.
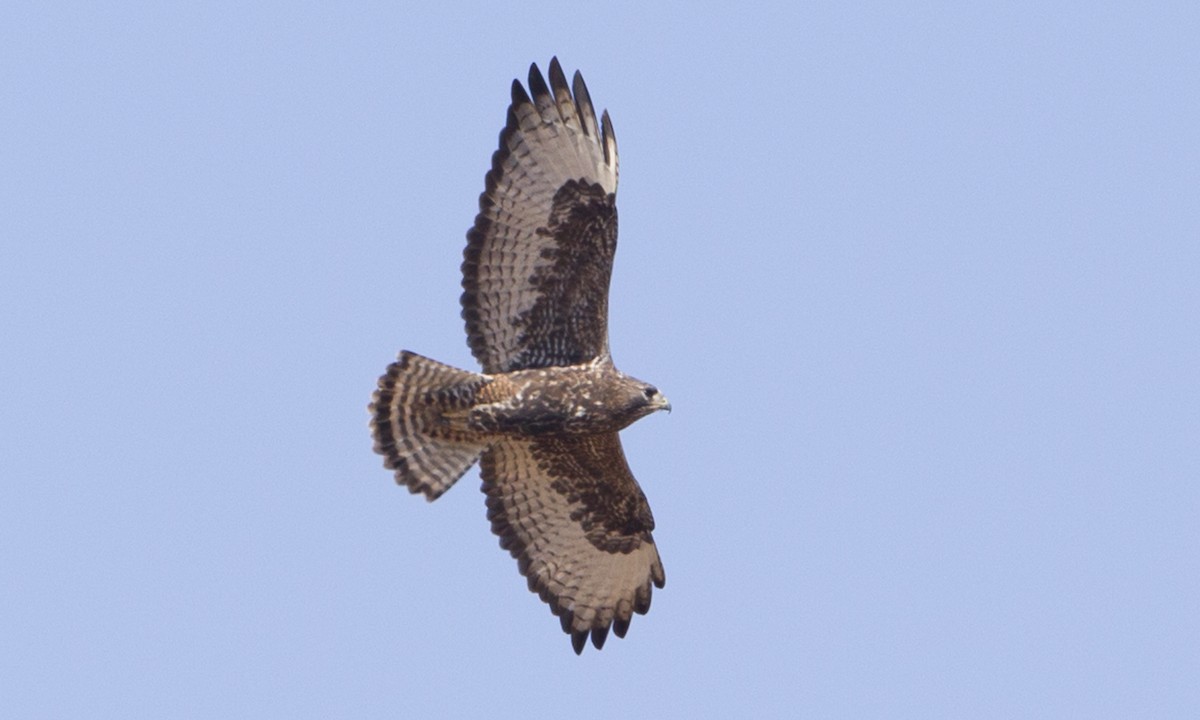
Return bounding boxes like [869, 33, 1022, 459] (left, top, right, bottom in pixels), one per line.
[370, 351, 490, 500]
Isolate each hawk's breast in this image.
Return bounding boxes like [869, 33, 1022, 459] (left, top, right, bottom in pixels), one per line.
[467, 364, 631, 436]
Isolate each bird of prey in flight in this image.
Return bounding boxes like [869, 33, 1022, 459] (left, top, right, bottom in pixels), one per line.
[371, 58, 669, 654]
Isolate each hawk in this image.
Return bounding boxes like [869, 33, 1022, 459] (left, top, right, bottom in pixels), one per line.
[370, 58, 670, 654]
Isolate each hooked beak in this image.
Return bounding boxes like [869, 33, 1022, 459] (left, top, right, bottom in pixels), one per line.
[658, 394, 672, 414]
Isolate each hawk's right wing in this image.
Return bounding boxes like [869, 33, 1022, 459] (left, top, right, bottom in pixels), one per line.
[461, 58, 620, 374]
[481, 433, 665, 653]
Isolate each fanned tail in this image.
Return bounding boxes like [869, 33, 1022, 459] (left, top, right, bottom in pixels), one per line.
[370, 351, 490, 500]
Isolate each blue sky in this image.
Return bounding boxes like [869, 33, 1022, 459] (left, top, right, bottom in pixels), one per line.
[2, 2, 1197, 717]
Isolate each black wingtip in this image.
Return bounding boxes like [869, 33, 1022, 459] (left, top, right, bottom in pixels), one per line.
[510, 78, 531, 107]
[571, 630, 587, 655]
[590, 624, 610, 650]
[548, 57, 570, 99]
[527, 62, 550, 100]
[600, 110, 616, 166]
[634, 583, 653, 615]
[613, 616, 631, 639]
[571, 69, 597, 135]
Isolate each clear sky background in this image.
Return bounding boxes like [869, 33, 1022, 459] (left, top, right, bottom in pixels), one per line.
[2, 2, 1197, 717]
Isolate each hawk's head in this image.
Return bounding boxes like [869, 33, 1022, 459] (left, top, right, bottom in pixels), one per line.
[639, 383, 672, 414]
[612, 376, 671, 429]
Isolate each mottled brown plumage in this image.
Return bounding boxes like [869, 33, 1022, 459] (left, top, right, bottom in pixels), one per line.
[370, 58, 668, 654]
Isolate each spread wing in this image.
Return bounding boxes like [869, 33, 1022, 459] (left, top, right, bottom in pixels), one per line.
[462, 57, 620, 373]
[481, 433, 665, 654]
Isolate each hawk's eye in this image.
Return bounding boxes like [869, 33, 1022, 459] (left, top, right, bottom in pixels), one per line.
[644, 386, 658, 398]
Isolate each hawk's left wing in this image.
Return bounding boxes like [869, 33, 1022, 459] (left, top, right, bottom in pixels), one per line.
[481, 434, 665, 653]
